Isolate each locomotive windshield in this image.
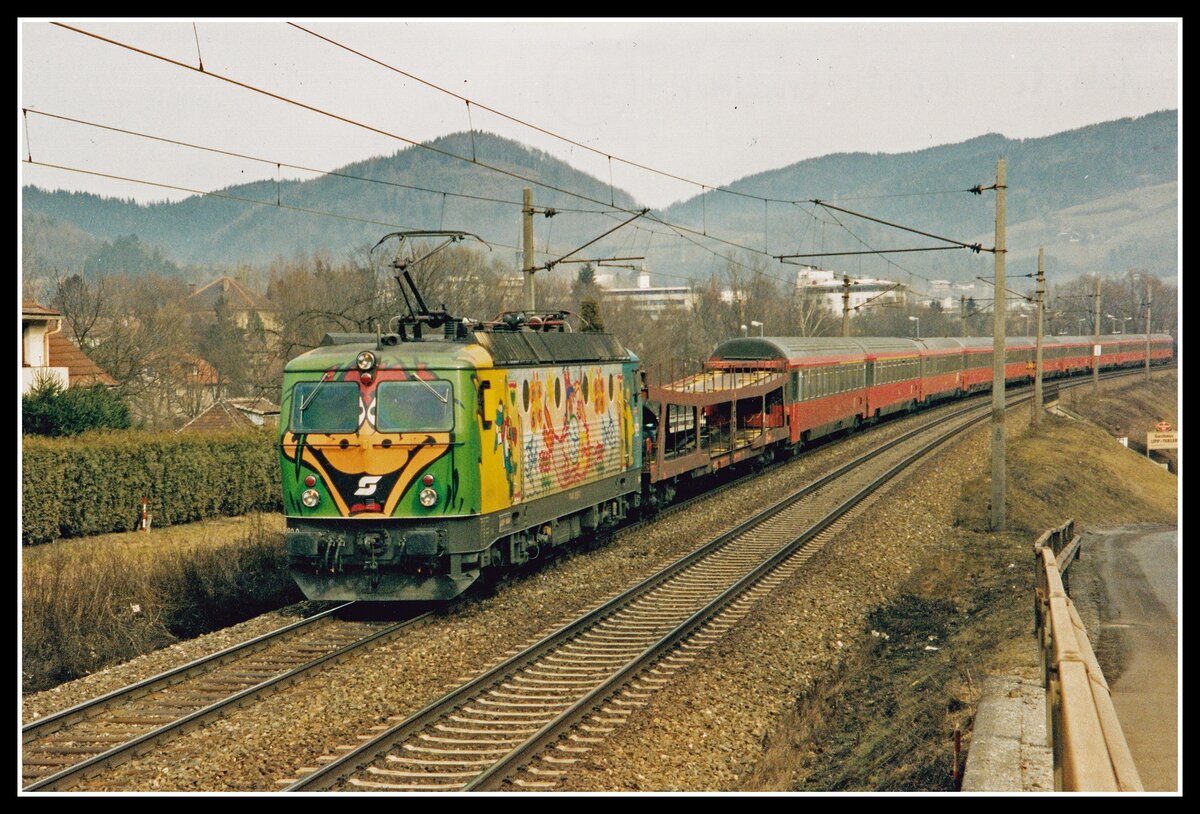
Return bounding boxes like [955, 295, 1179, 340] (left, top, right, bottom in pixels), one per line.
[376, 381, 453, 432]
[292, 382, 359, 432]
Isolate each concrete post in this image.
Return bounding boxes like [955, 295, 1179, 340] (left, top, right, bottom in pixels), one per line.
[990, 159, 1007, 531]
[523, 188, 535, 313]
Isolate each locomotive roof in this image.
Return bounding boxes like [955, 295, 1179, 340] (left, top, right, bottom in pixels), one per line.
[285, 329, 634, 374]
[472, 330, 634, 365]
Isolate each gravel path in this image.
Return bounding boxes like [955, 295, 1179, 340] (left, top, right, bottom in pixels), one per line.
[27, 397, 996, 792]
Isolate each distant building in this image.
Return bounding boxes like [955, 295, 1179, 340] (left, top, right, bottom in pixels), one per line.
[599, 269, 694, 318]
[227, 397, 281, 428]
[792, 266, 906, 315]
[187, 276, 279, 334]
[177, 397, 279, 433]
[928, 279, 979, 311]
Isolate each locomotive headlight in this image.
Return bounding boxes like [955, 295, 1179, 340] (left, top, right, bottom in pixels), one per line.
[301, 488, 321, 508]
[419, 487, 439, 508]
[355, 351, 376, 371]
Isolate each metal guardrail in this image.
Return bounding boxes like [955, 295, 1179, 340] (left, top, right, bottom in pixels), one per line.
[1033, 520, 1143, 792]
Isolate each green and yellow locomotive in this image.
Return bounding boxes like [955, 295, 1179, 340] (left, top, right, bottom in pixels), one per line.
[280, 233, 641, 601]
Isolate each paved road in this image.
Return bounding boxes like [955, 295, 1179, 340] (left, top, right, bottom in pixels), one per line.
[1072, 525, 1178, 792]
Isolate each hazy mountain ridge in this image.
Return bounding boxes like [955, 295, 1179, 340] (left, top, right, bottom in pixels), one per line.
[22, 111, 1178, 284]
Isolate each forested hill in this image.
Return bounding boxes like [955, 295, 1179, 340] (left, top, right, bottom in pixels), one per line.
[22, 131, 640, 270]
[657, 110, 1177, 281]
[23, 111, 1177, 283]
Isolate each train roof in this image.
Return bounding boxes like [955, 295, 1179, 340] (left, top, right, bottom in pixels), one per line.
[711, 336, 922, 364]
[472, 330, 634, 365]
[710, 334, 1173, 367]
[285, 329, 634, 374]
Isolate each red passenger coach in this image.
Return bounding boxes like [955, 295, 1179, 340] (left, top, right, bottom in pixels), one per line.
[640, 333, 1172, 508]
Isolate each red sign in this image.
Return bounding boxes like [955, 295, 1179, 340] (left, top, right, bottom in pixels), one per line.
[1155, 421, 1173, 432]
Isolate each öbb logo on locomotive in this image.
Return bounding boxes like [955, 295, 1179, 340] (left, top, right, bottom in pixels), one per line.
[279, 232, 1173, 603]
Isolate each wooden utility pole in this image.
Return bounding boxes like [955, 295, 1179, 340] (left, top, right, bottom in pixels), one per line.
[522, 187, 536, 313]
[1092, 274, 1101, 394]
[990, 159, 1007, 531]
[961, 295, 968, 337]
[1033, 248, 1045, 427]
[1145, 279, 1152, 379]
[842, 274, 851, 337]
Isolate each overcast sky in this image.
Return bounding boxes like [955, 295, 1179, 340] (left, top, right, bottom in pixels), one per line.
[19, 19, 1180, 211]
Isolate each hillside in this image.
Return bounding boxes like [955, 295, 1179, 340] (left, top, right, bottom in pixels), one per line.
[22, 111, 1178, 285]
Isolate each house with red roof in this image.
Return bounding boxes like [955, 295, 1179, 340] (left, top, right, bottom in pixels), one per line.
[22, 300, 117, 394]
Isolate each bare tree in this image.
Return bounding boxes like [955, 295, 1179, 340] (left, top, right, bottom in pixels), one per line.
[50, 268, 111, 349]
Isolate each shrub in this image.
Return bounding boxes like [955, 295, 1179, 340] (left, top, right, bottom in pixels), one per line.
[22, 429, 282, 544]
[22, 377, 131, 437]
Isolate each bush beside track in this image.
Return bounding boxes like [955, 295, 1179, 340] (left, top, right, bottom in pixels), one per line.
[21, 428, 282, 545]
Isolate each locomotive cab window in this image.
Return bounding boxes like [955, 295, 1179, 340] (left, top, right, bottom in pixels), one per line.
[376, 381, 454, 432]
[292, 381, 360, 433]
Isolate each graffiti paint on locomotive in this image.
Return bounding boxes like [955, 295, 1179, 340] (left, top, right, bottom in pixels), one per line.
[487, 364, 634, 506]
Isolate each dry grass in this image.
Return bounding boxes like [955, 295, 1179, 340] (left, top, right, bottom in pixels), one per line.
[23, 512, 286, 564]
[21, 515, 299, 693]
[956, 382, 1178, 534]
[1060, 369, 1177, 439]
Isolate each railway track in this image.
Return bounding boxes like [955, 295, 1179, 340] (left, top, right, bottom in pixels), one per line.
[21, 604, 430, 791]
[283, 392, 1005, 792]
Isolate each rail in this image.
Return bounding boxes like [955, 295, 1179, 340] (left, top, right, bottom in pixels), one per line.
[1033, 521, 1143, 791]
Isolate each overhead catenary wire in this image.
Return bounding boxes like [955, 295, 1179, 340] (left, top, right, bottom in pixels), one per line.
[290, 22, 997, 215]
[288, 21, 803, 208]
[810, 199, 989, 254]
[779, 245, 973, 260]
[802, 202, 944, 292]
[43, 23, 820, 271]
[21, 109, 616, 215]
[191, 21, 204, 72]
[41, 22, 991, 305]
[23, 158, 577, 264]
[49, 22, 647, 219]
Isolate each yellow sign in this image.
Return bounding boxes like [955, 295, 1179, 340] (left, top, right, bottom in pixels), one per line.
[1147, 431, 1178, 450]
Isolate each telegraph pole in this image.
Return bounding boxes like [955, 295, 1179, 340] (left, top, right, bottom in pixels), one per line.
[961, 295, 968, 337]
[522, 187, 536, 313]
[990, 159, 1007, 531]
[1033, 248, 1045, 427]
[842, 274, 851, 337]
[1092, 274, 1101, 394]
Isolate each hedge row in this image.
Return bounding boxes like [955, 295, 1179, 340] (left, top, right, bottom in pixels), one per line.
[22, 429, 282, 544]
